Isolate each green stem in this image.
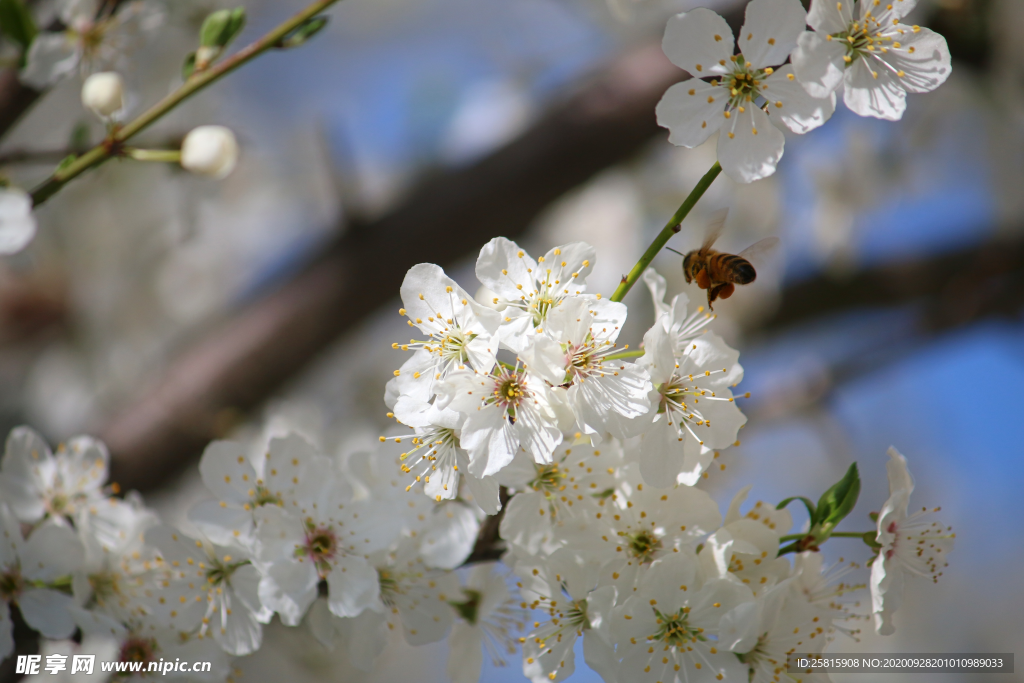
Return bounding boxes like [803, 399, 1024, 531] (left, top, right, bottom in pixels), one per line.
[777, 531, 875, 543]
[29, 0, 341, 207]
[126, 149, 182, 163]
[604, 349, 644, 361]
[609, 161, 721, 303]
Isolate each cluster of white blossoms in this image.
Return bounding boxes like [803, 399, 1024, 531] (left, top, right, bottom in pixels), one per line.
[0, 244, 955, 683]
[374, 242, 953, 682]
[383, 238, 746, 508]
[656, 0, 951, 182]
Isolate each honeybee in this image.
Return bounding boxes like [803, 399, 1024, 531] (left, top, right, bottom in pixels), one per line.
[676, 210, 779, 311]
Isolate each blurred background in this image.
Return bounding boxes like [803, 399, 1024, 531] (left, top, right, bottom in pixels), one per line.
[0, 0, 1022, 680]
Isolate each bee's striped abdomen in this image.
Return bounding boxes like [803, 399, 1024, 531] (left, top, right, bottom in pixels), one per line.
[710, 253, 756, 285]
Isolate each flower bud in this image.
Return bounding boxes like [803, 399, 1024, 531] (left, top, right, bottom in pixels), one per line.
[81, 72, 124, 119]
[180, 126, 239, 179]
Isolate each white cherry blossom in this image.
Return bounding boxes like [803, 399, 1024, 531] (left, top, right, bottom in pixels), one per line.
[635, 275, 746, 486]
[522, 297, 652, 441]
[72, 607, 230, 682]
[719, 580, 833, 683]
[0, 426, 109, 525]
[497, 442, 623, 555]
[656, 0, 836, 182]
[146, 526, 270, 656]
[72, 493, 159, 622]
[436, 363, 563, 475]
[446, 563, 527, 683]
[589, 470, 721, 590]
[870, 446, 953, 635]
[701, 486, 792, 597]
[188, 434, 335, 549]
[511, 547, 618, 683]
[610, 551, 754, 683]
[475, 238, 597, 352]
[791, 0, 951, 120]
[252, 454, 383, 626]
[387, 263, 501, 406]
[0, 188, 37, 255]
[21, 0, 165, 88]
[383, 402, 499, 511]
[0, 505, 84, 657]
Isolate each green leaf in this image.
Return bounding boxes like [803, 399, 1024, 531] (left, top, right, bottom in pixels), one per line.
[199, 7, 246, 49]
[776, 496, 817, 525]
[0, 0, 38, 51]
[277, 15, 329, 49]
[56, 155, 77, 172]
[825, 466, 860, 527]
[816, 462, 860, 531]
[182, 52, 197, 80]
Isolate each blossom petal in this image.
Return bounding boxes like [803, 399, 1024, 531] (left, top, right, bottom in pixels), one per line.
[188, 500, 254, 548]
[215, 594, 263, 656]
[475, 237, 539, 301]
[655, 80, 727, 149]
[327, 555, 380, 618]
[447, 621, 484, 683]
[662, 8, 734, 78]
[20, 33, 80, 88]
[0, 189, 37, 255]
[18, 588, 76, 639]
[198, 440, 258, 503]
[763, 65, 836, 134]
[791, 30, 848, 99]
[738, 0, 807, 69]
[842, 57, 906, 120]
[879, 26, 951, 94]
[22, 522, 83, 580]
[257, 559, 317, 626]
[419, 501, 480, 568]
[885, 446, 914, 495]
[870, 550, 903, 635]
[865, 0, 918, 21]
[806, 0, 852, 33]
[717, 105, 785, 183]
[0, 426, 53, 522]
[462, 470, 501, 516]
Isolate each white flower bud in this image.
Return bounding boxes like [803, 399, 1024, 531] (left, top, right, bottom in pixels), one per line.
[81, 72, 125, 118]
[180, 125, 239, 179]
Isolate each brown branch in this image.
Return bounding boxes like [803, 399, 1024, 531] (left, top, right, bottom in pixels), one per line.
[101, 41, 687, 491]
[756, 233, 1024, 334]
[0, 68, 40, 141]
[463, 487, 511, 565]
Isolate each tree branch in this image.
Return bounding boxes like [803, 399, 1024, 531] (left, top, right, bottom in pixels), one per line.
[0, 68, 40, 141]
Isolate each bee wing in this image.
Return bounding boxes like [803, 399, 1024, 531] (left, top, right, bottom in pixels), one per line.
[699, 209, 729, 254]
[737, 237, 780, 265]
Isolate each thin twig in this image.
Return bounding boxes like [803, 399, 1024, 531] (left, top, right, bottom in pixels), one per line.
[28, 0, 342, 206]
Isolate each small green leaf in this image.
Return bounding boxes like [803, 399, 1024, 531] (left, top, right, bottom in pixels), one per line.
[776, 496, 817, 525]
[0, 0, 38, 51]
[277, 15, 329, 49]
[824, 466, 860, 528]
[816, 462, 860, 532]
[57, 155, 77, 172]
[182, 52, 197, 80]
[199, 7, 246, 49]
